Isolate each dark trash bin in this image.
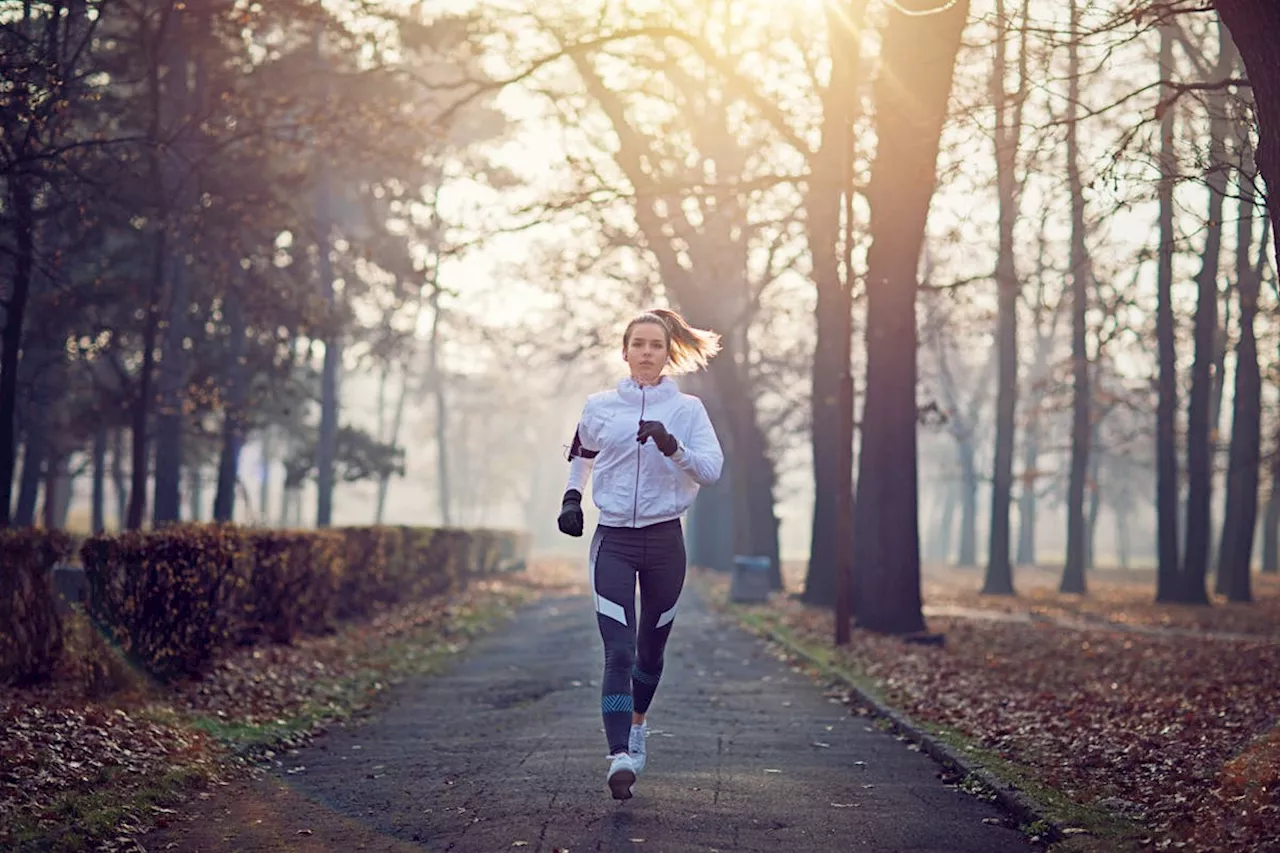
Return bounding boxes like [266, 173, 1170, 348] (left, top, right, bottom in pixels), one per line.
[729, 555, 772, 604]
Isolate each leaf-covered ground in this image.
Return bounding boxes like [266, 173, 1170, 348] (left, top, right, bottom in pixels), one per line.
[714, 564, 1280, 853]
[0, 567, 574, 853]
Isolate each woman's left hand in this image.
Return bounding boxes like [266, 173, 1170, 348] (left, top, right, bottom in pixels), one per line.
[637, 420, 678, 457]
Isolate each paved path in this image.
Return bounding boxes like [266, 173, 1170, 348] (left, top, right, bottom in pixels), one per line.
[149, 590, 1037, 853]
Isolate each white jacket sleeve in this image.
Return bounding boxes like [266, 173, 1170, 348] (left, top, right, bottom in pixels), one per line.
[564, 401, 599, 494]
[566, 453, 595, 494]
[671, 398, 724, 486]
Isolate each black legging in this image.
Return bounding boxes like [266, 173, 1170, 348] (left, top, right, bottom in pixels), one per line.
[588, 519, 686, 754]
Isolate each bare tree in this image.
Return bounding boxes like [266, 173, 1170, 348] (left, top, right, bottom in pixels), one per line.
[852, 0, 970, 635]
[984, 0, 1032, 597]
[1061, 0, 1095, 595]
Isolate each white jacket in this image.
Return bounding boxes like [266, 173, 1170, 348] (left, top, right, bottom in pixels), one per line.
[566, 376, 724, 528]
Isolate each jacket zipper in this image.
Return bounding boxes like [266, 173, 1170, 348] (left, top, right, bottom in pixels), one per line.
[632, 385, 647, 527]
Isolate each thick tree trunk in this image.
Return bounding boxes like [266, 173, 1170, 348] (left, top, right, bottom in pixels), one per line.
[1213, 1, 1280, 272]
[1217, 104, 1261, 602]
[1062, 0, 1091, 595]
[0, 177, 35, 529]
[852, 0, 969, 635]
[803, 0, 866, 606]
[1214, 2, 1280, 585]
[1154, 22, 1183, 601]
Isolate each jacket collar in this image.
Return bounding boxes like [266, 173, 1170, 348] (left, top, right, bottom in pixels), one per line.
[617, 375, 680, 405]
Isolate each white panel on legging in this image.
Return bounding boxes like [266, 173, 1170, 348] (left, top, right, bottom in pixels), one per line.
[656, 603, 678, 628]
[595, 595, 628, 626]
[589, 528, 628, 626]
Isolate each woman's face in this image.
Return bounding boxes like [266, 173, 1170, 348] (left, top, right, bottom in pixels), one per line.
[624, 321, 669, 385]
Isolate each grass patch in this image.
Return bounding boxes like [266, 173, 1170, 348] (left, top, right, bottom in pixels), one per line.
[8, 765, 207, 853]
[723, 598, 1147, 853]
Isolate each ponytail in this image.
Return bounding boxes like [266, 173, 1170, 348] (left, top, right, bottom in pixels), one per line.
[624, 308, 722, 375]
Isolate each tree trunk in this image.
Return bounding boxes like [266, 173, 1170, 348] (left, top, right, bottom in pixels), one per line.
[213, 291, 248, 522]
[957, 441, 978, 567]
[926, 481, 956, 563]
[1215, 0, 1280, 583]
[706, 343, 782, 587]
[187, 467, 203, 522]
[16, 425, 46, 527]
[128, 236, 162, 532]
[1180, 22, 1232, 606]
[1115, 505, 1131, 569]
[984, 0, 1028, 598]
[0, 177, 35, 529]
[688, 474, 735, 571]
[41, 448, 66, 530]
[1062, 0, 1092, 595]
[1154, 21, 1182, 601]
[128, 3, 182, 533]
[1016, 422, 1039, 566]
[1213, 1, 1280, 272]
[687, 372, 736, 571]
[852, 0, 969, 635]
[315, 168, 340, 528]
[1263, 484, 1279, 574]
[92, 427, 108, 533]
[427, 288, 452, 526]
[152, 6, 195, 527]
[111, 429, 128, 528]
[1084, 450, 1102, 571]
[1217, 93, 1261, 602]
[937, 481, 958, 565]
[803, 0, 866, 607]
[258, 428, 272, 528]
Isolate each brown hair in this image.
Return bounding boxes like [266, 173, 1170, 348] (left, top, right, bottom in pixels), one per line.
[623, 308, 722, 375]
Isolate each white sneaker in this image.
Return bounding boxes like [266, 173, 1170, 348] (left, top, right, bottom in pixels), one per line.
[606, 752, 637, 800]
[628, 724, 648, 774]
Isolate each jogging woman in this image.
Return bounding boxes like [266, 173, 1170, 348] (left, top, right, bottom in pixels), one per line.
[557, 308, 725, 800]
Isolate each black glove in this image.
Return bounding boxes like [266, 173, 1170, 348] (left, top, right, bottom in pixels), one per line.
[558, 489, 584, 537]
[637, 420, 678, 457]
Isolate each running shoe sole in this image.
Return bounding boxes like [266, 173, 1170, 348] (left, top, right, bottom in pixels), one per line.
[608, 767, 636, 800]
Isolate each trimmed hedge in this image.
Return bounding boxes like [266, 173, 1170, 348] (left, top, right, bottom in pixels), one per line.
[1, 528, 74, 685]
[241, 529, 345, 644]
[5, 523, 529, 686]
[81, 524, 252, 681]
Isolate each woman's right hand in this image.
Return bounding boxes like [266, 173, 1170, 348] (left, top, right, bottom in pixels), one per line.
[558, 489, 584, 537]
